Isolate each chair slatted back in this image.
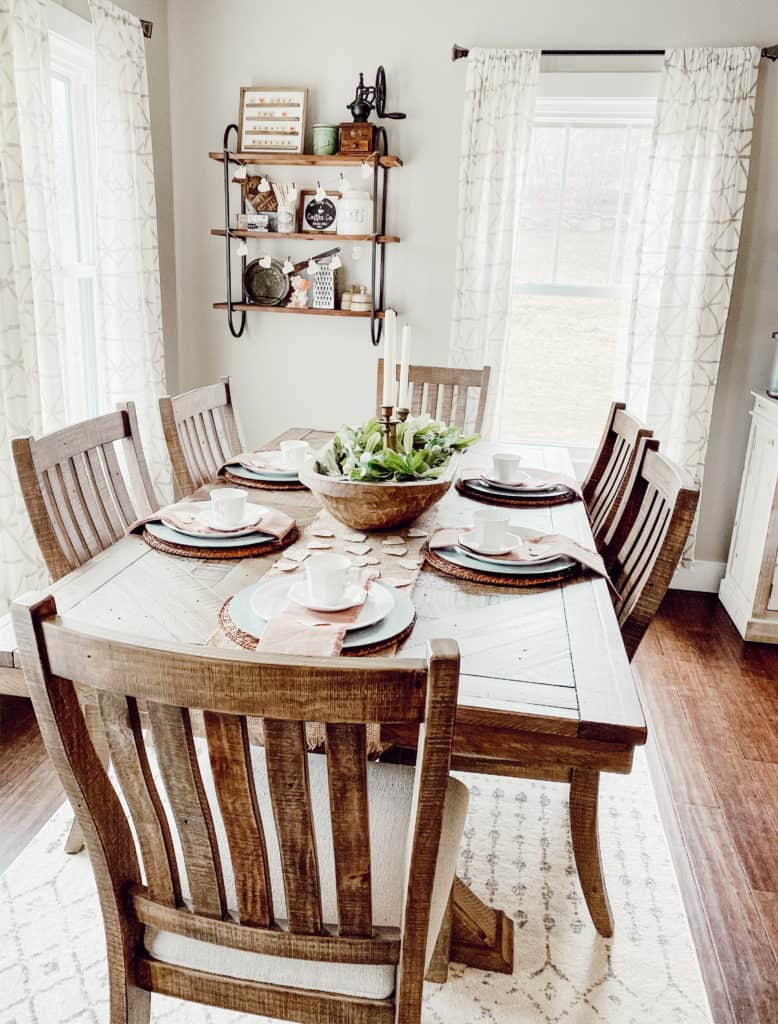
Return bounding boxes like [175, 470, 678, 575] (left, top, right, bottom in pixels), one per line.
[13, 598, 460, 1024]
[12, 403, 158, 581]
[159, 377, 244, 496]
[603, 438, 699, 659]
[376, 361, 491, 435]
[583, 402, 653, 549]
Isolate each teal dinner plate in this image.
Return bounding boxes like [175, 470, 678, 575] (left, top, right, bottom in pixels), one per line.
[146, 521, 275, 549]
[432, 543, 577, 579]
[228, 578, 415, 650]
[226, 463, 299, 483]
[463, 477, 572, 501]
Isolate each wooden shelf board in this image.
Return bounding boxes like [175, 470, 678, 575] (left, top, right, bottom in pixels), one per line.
[209, 151, 402, 168]
[213, 303, 386, 318]
[211, 229, 399, 244]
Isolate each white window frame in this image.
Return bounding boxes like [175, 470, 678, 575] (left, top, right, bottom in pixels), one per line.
[506, 72, 658, 469]
[49, 5, 99, 419]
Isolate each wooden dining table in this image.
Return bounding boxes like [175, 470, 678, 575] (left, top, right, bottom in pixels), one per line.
[0, 427, 646, 977]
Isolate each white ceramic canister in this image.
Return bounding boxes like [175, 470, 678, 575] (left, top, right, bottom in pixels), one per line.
[338, 189, 373, 235]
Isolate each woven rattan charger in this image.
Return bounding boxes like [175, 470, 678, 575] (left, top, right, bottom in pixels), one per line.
[218, 596, 416, 656]
[455, 477, 579, 509]
[142, 526, 299, 561]
[422, 541, 580, 588]
[222, 469, 307, 492]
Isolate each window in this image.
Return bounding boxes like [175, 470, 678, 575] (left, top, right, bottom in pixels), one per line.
[500, 73, 658, 452]
[49, 8, 98, 422]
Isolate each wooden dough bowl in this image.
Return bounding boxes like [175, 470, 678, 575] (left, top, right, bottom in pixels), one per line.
[299, 462, 454, 530]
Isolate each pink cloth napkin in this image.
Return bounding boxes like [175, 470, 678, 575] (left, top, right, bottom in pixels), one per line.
[259, 569, 378, 656]
[430, 526, 611, 586]
[461, 467, 582, 498]
[222, 450, 290, 474]
[131, 502, 296, 540]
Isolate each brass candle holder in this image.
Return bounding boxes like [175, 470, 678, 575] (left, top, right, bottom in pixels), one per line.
[379, 404, 398, 449]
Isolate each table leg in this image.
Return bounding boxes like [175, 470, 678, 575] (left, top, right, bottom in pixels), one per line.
[449, 877, 514, 974]
[569, 768, 614, 937]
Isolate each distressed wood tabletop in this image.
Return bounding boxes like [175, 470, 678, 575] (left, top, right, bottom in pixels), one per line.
[1, 428, 645, 763]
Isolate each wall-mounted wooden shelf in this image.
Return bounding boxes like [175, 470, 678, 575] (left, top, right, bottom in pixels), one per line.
[209, 151, 402, 168]
[213, 303, 387, 319]
[214, 124, 401, 342]
[211, 229, 400, 243]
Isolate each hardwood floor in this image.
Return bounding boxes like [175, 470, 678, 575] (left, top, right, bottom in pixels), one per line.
[634, 590, 778, 1024]
[1, 591, 777, 1022]
[0, 695, 64, 874]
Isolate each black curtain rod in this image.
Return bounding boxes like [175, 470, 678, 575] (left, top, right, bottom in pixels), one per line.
[452, 43, 778, 62]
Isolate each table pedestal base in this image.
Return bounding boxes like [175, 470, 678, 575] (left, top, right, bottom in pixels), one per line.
[449, 877, 514, 975]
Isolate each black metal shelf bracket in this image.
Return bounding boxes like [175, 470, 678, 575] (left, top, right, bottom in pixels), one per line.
[369, 126, 389, 347]
[222, 123, 247, 339]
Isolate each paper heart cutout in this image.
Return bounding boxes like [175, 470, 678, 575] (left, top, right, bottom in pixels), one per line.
[259, 255, 272, 268]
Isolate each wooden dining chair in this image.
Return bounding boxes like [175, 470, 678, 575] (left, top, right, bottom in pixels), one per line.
[12, 403, 158, 583]
[602, 437, 699, 659]
[159, 376, 245, 496]
[13, 594, 468, 1024]
[582, 402, 654, 550]
[376, 361, 491, 435]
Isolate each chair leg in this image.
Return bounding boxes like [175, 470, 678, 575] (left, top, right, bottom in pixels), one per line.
[569, 768, 614, 937]
[64, 700, 111, 856]
[425, 888, 453, 983]
[109, 965, 150, 1024]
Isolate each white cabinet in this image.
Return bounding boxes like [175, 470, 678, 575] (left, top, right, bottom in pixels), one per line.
[719, 393, 778, 642]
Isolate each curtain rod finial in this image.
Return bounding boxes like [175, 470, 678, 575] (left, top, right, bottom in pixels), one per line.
[140, 19, 152, 38]
[452, 43, 469, 62]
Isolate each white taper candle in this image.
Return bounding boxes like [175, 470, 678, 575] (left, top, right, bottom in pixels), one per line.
[382, 310, 397, 408]
[398, 324, 411, 409]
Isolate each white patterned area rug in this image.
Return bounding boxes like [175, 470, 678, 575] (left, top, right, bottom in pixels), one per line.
[1, 749, 711, 1024]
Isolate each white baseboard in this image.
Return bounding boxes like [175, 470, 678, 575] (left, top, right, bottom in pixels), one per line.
[670, 560, 726, 593]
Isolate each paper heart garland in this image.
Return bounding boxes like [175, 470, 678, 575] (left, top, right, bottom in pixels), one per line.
[259, 254, 272, 269]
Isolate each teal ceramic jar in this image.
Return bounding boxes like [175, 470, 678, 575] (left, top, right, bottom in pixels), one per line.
[312, 124, 339, 156]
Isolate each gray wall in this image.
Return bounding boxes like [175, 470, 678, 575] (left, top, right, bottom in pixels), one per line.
[161, 0, 778, 566]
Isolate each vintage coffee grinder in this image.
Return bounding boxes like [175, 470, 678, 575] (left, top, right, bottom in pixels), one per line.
[339, 65, 406, 155]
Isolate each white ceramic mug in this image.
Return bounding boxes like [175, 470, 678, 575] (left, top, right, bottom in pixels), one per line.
[492, 452, 523, 484]
[471, 507, 510, 551]
[280, 439, 310, 471]
[305, 553, 352, 606]
[210, 487, 247, 529]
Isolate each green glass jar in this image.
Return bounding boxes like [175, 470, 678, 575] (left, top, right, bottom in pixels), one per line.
[312, 123, 339, 156]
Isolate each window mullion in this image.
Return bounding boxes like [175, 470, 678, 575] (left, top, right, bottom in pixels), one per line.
[550, 124, 570, 285]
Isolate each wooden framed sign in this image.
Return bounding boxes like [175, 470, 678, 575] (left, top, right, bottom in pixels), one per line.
[299, 190, 340, 233]
[238, 87, 308, 153]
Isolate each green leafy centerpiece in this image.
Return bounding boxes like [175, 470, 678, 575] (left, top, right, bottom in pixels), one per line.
[316, 415, 478, 481]
[299, 415, 480, 530]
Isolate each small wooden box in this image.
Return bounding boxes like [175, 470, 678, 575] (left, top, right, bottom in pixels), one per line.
[339, 122, 375, 155]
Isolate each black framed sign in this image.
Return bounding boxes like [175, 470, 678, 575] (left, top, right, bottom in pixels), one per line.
[299, 190, 340, 233]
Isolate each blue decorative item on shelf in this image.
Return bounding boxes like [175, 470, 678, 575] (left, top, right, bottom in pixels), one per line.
[769, 331, 778, 398]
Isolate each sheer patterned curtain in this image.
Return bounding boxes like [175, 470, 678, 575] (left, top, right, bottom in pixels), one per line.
[89, 0, 172, 499]
[0, 0, 67, 612]
[624, 47, 761, 559]
[449, 48, 540, 436]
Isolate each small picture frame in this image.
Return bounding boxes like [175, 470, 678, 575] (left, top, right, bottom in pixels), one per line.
[299, 190, 340, 233]
[238, 87, 308, 153]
